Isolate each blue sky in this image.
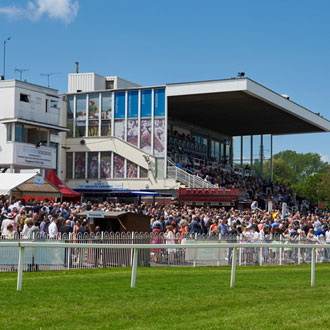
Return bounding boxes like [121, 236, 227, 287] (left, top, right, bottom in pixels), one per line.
[0, 0, 329, 162]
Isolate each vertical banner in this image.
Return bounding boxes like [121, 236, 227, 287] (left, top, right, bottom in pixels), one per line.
[141, 119, 152, 153]
[128, 91, 139, 118]
[127, 119, 138, 146]
[154, 118, 165, 157]
[154, 88, 165, 117]
[114, 154, 125, 178]
[141, 89, 152, 117]
[114, 92, 126, 119]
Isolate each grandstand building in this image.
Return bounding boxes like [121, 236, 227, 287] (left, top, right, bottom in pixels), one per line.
[60, 72, 330, 202]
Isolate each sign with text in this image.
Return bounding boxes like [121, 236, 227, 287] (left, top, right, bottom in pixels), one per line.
[86, 211, 105, 218]
[33, 175, 44, 186]
[14, 145, 56, 169]
[75, 182, 123, 190]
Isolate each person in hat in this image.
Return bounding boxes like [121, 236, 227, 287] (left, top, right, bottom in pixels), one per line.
[1, 213, 15, 237]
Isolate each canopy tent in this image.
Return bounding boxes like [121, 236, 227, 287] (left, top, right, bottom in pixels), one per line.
[46, 170, 81, 201]
[0, 173, 61, 201]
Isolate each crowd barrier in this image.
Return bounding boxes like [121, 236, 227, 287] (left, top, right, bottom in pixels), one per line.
[1, 232, 329, 272]
[0, 240, 327, 291]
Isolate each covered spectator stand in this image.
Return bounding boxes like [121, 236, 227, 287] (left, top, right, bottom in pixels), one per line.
[0, 173, 62, 202]
[46, 170, 81, 202]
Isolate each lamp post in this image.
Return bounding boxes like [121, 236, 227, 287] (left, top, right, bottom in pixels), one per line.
[3, 36, 11, 80]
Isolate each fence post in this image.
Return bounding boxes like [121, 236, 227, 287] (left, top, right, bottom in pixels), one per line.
[311, 248, 316, 287]
[17, 245, 24, 291]
[279, 235, 283, 266]
[259, 246, 263, 266]
[239, 234, 242, 266]
[131, 248, 139, 288]
[67, 247, 71, 270]
[230, 247, 237, 288]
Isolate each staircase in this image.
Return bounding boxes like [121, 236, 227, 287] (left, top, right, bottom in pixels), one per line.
[167, 160, 217, 188]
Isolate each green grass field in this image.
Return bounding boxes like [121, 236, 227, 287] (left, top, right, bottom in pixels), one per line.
[0, 265, 330, 330]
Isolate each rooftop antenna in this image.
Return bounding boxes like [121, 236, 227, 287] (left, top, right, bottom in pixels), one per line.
[15, 67, 29, 81]
[75, 61, 79, 73]
[40, 72, 62, 88]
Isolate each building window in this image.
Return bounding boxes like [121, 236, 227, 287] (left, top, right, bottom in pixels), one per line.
[140, 167, 148, 178]
[75, 95, 86, 137]
[74, 152, 86, 179]
[101, 93, 112, 136]
[113, 154, 125, 178]
[20, 94, 29, 102]
[88, 94, 99, 137]
[127, 160, 138, 178]
[87, 152, 99, 179]
[15, 124, 24, 142]
[100, 152, 111, 179]
[106, 80, 114, 89]
[66, 152, 73, 180]
[67, 96, 74, 138]
[7, 123, 12, 141]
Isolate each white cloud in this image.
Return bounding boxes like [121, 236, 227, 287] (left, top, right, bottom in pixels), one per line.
[321, 154, 330, 164]
[0, 0, 79, 24]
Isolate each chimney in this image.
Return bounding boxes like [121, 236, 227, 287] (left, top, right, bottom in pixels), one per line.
[75, 62, 79, 74]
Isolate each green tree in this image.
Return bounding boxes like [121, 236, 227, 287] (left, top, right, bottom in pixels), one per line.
[273, 150, 327, 183]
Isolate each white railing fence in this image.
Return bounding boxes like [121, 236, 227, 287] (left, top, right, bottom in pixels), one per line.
[167, 160, 217, 188]
[0, 241, 326, 291]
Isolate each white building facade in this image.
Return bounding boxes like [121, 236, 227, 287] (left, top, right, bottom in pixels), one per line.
[0, 80, 68, 175]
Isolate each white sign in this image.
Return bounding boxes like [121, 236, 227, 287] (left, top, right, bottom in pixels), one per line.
[33, 175, 44, 186]
[87, 211, 105, 218]
[75, 182, 123, 190]
[50, 133, 61, 143]
[15, 145, 56, 169]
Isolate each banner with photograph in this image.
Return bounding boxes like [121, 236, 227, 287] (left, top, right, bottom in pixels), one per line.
[88, 152, 99, 179]
[100, 152, 111, 179]
[127, 160, 138, 178]
[127, 119, 138, 147]
[140, 119, 151, 153]
[154, 118, 165, 157]
[114, 120, 125, 141]
[114, 154, 125, 178]
[75, 152, 86, 179]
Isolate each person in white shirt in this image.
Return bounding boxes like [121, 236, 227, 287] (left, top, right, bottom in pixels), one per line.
[48, 217, 58, 239]
[1, 214, 15, 237]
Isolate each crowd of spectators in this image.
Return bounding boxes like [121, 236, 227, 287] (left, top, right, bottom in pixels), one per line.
[0, 199, 329, 248]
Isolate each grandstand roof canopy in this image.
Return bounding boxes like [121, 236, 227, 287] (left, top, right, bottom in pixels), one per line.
[167, 78, 330, 136]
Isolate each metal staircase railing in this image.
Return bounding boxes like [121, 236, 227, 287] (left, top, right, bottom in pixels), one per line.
[167, 160, 217, 188]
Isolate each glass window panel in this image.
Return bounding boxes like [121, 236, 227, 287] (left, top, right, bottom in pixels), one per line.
[154, 88, 165, 117]
[128, 91, 138, 118]
[75, 121, 86, 137]
[253, 135, 261, 163]
[154, 118, 165, 157]
[233, 136, 241, 162]
[76, 95, 86, 120]
[113, 154, 125, 178]
[88, 152, 99, 179]
[156, 158, 164, 178]
[127, 119, 138, 147]
[15, 124, 24, 142]
[140, 167, 148, 178]
[141, 90, 152, 117]
[114, 120, 125, 140]
[67, 96, 74, 138]
[74, 152, 86, 179]
[88, 94, 99, 137]
[215, 141, 220, 161]
[263, 134, 271, 160]
[7, 123, 12, 141]
[140, 119, 151, 153]
[243, 136, 251, 162]
[127, 160, 138, 178]
[66, 152, 73, 180]
[101, 121, 111, 137]
[114, 92, 125, 119]
[101, 93, 112, 119]
[100, 152, 111, 179]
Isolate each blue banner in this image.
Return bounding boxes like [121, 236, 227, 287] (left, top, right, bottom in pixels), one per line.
[154, 88, 165, 117]
[114, 92, 125, 119]
[128, 91, 139, 118]
[141, 89, 152, 118]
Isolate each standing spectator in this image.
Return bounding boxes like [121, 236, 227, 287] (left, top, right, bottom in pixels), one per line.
[49, 217, 58, 239]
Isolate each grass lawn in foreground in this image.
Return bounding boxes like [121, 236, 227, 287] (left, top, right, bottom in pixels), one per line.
[0, 265, 329, 329]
